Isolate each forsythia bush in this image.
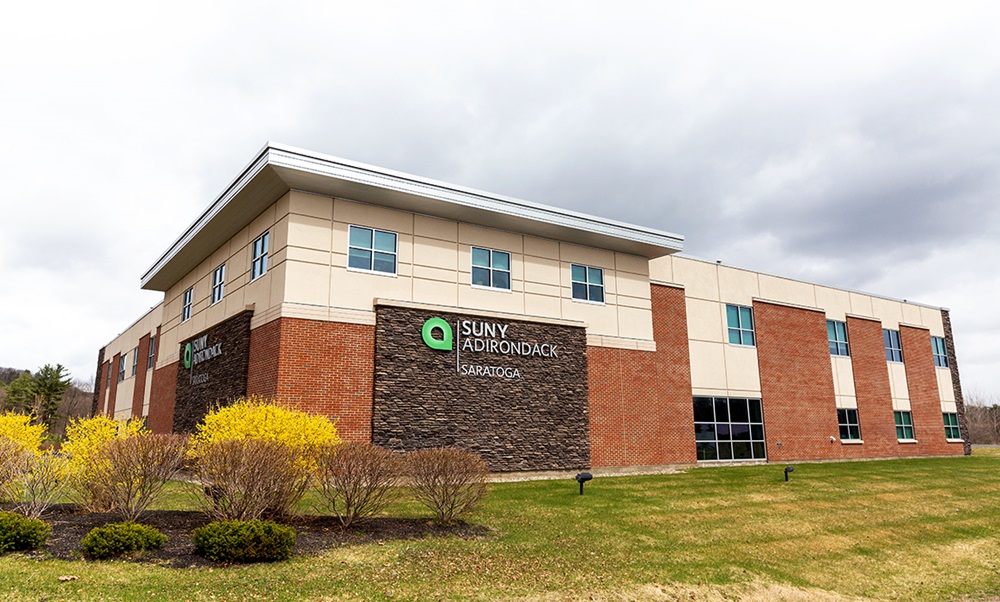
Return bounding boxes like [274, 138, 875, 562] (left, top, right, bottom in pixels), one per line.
[0, 413, 45, 455]
[62, 416, 147, 511]
[191, 396, 339, 471]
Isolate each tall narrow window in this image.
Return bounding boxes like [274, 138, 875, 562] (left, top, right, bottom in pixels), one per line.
[884, 329, 903, 362]
[571, 264, 604, 303]
[118, 356, 126, 383]
[894, 410, 914, 440]
[251, 231, 269, 280]
[131, 347, 138, 377]
[212, 264, 226, 304]
[348, 225, 397, 275]
[931, 336, 948, 368]
[147, 336, 156, 370]
[471, 247, 511, 290]
[827, 320, 849, 356]
[837, 408, 861, 440]
[726, 305, 755, 346]
[182, 287, 193, 322]
[943, 412, 961, 439]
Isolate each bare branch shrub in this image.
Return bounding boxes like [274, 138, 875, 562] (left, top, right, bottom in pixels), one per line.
[87, 434, 188, 521]
[0, 439, 25, 499]
[406, 447, 489, 526]
[0, 441, 70, 519]
[195, 438, 309, 521]
[316, 442, 401, 528]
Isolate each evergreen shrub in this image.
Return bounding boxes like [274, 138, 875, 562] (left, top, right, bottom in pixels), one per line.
[0, 510, 51, 553]
[80, 522, 167, 560]
[192, 519, 295, 564]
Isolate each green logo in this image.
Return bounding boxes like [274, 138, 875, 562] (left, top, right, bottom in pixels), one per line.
[183, 342, 193, 369]
[421, 318, 453, 351]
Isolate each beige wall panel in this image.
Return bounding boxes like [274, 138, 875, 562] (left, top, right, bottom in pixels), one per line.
[205, 298, 226, 326]
[458, 224, 522, 252]
[718, 266, 759, 306]
[524, 294, 562, 320]
[523, 236, 559, 260]
[208, 241, 231, 275]
[459, 286, 524, 315]
[616, 271, 653, 301]
[892, 398, 912, 412]
[269, 215, 290, 257]
[227, 247, 249, 284]
[614, 252, 649, 276]
[941, 400, 958, 413]
[333, 269, 410, 310]
[692, 387, 729, 398]
[412, 279, 458, 306]
[648, 256, 674, 284]
[413, 214, 457, 241]
[267, 263, 287, 309]
[848, 292, 875, 318]
[887, 362, 909, 401]
[412, 237, 458, 271]
[673, 257, 719, 301]
[284, 246, 330, 265]
[334, 199, 414, 234]
[559, 243, 615, 270]
[412, 265, 458, 284]
[288, 214, 334, 252]
[758, 274, 816, 308]
[274, 191, 291, 219]
[248, 203, 277, 243]
[815, 286, 852, 322]
[284, 262, 332, 306]
[901, 303, 923, 328]
[223, 284, 246, 317]
[523, 281, 561, 297]
[686, 298, 725, 343]
[835, 395, 859, 409]
[523, 256, 560, 285]
[832, 356, 856, 397]
[937, 368, 956, 402]
[689, 340, 728, 391]
[288, 191, 333, 220]
[242, 272, 273, 318]
[617, 306, 655, 341]
[871, 297, 904, 330]
[616, 294, 652, 310]
[159, 328, 178, 364]
[920, 306, 945, 336]
[561, 298, 619, 336]
[724, 344, 761, 393]
[396, 235, 414, 267]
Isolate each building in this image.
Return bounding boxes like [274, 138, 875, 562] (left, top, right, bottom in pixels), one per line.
[94, 143, 969, 471]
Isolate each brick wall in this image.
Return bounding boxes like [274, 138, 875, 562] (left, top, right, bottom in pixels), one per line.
[107, 353, 121, 416]
[247, 318, 281, 399]
[130, 334, 151, 418]
[147, 361, 178, 434]
[900, 326, 959, 455]
[846, 316, 901, 458]
[95, 359, 110, 416]
[589, 284, 695, 467]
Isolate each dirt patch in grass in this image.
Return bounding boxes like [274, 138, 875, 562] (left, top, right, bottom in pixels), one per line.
[16, 505, 490, 568]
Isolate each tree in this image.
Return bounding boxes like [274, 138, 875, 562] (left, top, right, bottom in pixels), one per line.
[1, 372, 36, 414]
[31, 364, 71, 429]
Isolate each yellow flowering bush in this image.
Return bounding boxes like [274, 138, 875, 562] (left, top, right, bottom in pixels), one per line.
[62, 415, 147, 511]
[191, 396, 339, 473]
[0, 412, 45, 456]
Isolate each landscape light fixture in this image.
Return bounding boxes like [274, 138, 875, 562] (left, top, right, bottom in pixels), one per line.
[575, 472, 593, 495]
[784, 465, 795, 482]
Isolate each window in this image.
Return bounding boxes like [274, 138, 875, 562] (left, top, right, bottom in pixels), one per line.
[943, 412, 961, 439]
[348, 225, 397, 275]
[571, 264, 604, 303]
[884, 329, 903, 362]
[117, 356, 126, 383]
[211, 264, 226, 304]
[837, 408, 861, 440]
[106, 366, 111, 389]
[693, 397, 767, 461]
[251, 231, 269, 280]
[181, 287, 193, 322]
[147, 336, 156, 370]
[894, 410, 914, 440]
[827, 320, 849, 356]
[932, 336, 948, 368]
[726, 305, 755, 346]
[471, 247, 511, 290]
[131, 347, 138, 377]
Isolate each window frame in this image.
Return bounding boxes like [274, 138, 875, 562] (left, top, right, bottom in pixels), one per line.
[211, 263, 226, 305]
[943, 412, 961, 440]
[181, 287, 193, 322]
[726, 304, 756, 347]
[931, 336, 948, 368]
[894, 410, 915, 440]
[251, 231, 270, 281]
[884, 329, 903, 362]
[693, 396, 768, 461]
[131, 347, 138, 377]
[117, 356, 126, 383]
[147, 336, 156, 370]
[837, 408, 862, 441]
[827, 320, 849, 357]
[347, 225, 398, 276]
[470, 247, 512, 291]
[570, 264, 605, 304]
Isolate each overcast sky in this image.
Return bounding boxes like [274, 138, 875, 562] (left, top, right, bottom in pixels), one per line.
[1, 1, 997, 398]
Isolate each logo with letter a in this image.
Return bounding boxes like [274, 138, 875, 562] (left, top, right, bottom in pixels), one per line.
[421, 318, 453, 351]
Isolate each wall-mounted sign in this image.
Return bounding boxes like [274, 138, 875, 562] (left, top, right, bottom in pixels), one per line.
[420, 317, 560, 379]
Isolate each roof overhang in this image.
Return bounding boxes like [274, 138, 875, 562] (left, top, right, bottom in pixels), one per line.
[141, 143, 685, 291]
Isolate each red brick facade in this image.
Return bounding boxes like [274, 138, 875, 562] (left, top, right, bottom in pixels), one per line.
[847, 316, 901, 457]
[96, 360, 110, 415]
[247, 318, 281, 398]
[130, 334, 151, 418]
[107, 353, 121, 416]
[900, 326, 961, 455]
[147, 361, 178, 434]
[588, 285, 695, 467]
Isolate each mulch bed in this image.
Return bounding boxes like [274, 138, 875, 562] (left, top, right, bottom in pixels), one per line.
[6, 505, 490, 568]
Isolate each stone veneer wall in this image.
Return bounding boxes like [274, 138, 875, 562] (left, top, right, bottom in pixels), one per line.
[92, 348, 105, 417]
[107, 353, 121, 416]
[172, 310, 253, 433]
[373, 304, 589, 472]
[941, 309, 972, 455]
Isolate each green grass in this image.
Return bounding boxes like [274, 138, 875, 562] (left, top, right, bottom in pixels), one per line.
[3, 452, 1000, 601]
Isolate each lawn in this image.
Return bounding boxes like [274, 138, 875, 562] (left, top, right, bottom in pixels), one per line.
[2, 451, 999, 601]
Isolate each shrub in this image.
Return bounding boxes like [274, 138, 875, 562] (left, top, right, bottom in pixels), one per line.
[0, 412, 45, 456]
[63, 416, 147, 511]
[196, 438, 308, 520]
[87, 434, 188, 521]
[0, 448, 70, 519]
[191, 395, 339, 473]
[407, 448, 489, 525]
[80, 522, 167, 560]
[0, 510, 51, 553]
[316, 442, 401, 528]
[192, 519, 295, 564]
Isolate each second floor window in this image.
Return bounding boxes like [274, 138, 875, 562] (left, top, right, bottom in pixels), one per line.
[212, 264, 226, 304]
[726, 304, 755, 346]
[182, 287, 193, 322]
[118, 356, 126, 383]
[348, 225, 397, 275]
[147, 336, 156, 370]
[571, 264, 604, 303]
[931, 336, 948, 368]
[131, 347, 138, 377]
[471, 247, 511, 290]
[827, 320, 849, 356]
[884, 329, 903, 362]
[251, 231, 269, 280]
